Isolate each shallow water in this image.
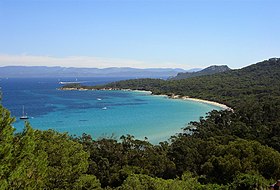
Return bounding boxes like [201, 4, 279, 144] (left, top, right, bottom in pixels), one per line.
[0, 77, 222, 143]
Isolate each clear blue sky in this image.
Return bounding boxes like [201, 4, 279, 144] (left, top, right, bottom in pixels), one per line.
[0, 0, 279, 69]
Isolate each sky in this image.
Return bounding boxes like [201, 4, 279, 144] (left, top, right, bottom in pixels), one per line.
[0, 0, 279, 69]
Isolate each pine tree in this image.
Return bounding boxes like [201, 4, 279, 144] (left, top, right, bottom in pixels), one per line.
[0, 105, 15, 189]
[8, 122, 48, 189]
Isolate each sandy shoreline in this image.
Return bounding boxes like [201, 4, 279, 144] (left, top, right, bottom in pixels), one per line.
[183, 97, 232, 111]
[131, 90, 232, 111]
[59, 87, 233, 111]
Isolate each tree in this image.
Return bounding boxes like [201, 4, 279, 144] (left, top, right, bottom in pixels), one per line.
[201, 139, 280, 184]
[8, 123, 48, 189]
[0, 105, 15, 189]
[119, 172, 226, 190]
[73, 174, 102, 190]
[0, 106, 48, 189]
[230, 172, 271, 190]
[35, 130, 90, 189]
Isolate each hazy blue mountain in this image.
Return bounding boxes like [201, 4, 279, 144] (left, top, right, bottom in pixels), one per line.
[0, 66, 190, 78]
[169, 65, 231, 80]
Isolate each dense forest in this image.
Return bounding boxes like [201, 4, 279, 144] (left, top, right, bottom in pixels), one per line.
[1, 58, 280, 189]
[170, 65, 231, 80]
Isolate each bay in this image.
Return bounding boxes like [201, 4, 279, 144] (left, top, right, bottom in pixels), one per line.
[0, 77, 222, 143]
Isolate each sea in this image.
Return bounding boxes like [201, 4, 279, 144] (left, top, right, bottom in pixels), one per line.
[0, 77, 222, 144]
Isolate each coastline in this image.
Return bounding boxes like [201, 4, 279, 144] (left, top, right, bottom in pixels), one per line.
[58, 86, 233, 111]
[165, 95, 232, 111]
[183, 97, 233, 111]
[131, 90, 233, 111]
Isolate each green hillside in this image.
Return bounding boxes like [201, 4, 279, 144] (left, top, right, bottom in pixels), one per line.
[102, 58, 280, 109]
[1, 58, 280, 189]
[170, 65, 231, 80]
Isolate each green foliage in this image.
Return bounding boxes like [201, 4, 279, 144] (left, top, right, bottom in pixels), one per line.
[120, 174, 180, 190]
[170, 65, 231, 80]
[0, 105, 16, 189]
[96, 58, 280, 110]
[35, 130, 90, 189]
[0, 107, 48, 189]
[119, 172, 227, 190]
[2, 58, 280, 188]
[103, 78, 166, 93]
[73, 174, 102, 190]
[87, 58, 280, 187]
[168, 135, 219, 176]
[230, 172, 271, 190]
[60, 83, 82, 89]
[76, 134, 175, 188]
[201, 139, 280, 184]
[9, 123, 48, 189]
[0, 105, 100, 189]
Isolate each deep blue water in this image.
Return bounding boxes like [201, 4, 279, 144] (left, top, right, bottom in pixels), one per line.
[0, 77, 222, 143]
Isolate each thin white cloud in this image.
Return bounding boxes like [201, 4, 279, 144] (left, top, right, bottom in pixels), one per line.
[0, 54, 192, 69]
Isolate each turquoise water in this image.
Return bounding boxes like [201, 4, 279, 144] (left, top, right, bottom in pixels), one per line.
[1, 78, 222, 143]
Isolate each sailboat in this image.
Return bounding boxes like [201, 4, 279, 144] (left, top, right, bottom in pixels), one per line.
[20, 106, 28, 120]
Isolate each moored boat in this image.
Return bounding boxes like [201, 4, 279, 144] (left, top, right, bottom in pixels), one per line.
[20, 106, 29, 120]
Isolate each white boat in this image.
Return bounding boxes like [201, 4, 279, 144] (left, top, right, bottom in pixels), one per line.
[97, 98, 102, 101]
[102, 107, 107, 110]
[59, 81, 80, 84]
[59, 78, 81, 84]
[20, 106, 29, 120]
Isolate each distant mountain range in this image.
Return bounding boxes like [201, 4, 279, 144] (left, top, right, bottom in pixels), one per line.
[170, 65, 231, 80]
[0, 65, 233, 79]
[0, 66, 191, 78]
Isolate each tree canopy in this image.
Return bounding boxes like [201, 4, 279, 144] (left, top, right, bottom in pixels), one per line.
[1, 58, 280, 189]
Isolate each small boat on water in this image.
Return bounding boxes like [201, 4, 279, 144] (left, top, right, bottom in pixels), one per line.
[59, 81, 80, 84]
[102, 107, 107, 110]
[97, 98, 102, 101]
[20, 106, 29, 120]
[59, 78, 82, 84]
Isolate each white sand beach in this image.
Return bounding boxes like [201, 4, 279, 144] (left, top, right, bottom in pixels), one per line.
[183, 97, 233, 111]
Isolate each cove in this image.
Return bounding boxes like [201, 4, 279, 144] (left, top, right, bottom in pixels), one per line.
[1, 78, 223, 144]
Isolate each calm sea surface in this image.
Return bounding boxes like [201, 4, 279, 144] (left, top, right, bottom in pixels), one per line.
[0, 77, 222, 143]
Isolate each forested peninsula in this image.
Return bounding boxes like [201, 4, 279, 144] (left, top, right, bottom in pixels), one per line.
[1, 58, 280, 189]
